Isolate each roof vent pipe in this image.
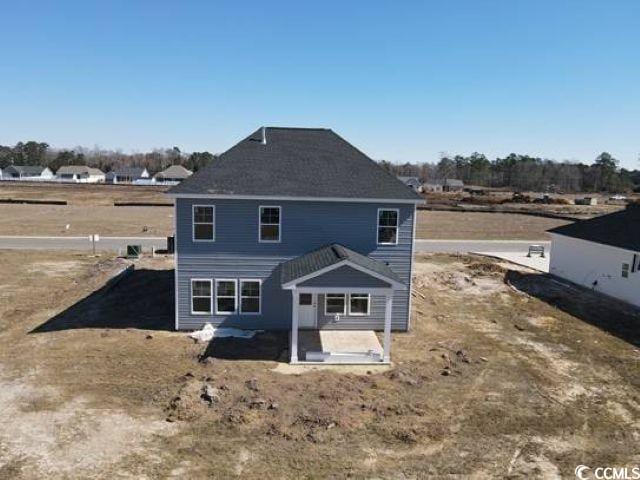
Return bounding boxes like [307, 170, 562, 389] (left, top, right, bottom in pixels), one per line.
[261, 127, 267, 145]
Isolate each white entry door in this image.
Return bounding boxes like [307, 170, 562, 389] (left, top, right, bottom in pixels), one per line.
[298, 293, 317, 329]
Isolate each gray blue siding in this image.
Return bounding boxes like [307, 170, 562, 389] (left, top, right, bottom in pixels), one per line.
[175, 198, 414, 331]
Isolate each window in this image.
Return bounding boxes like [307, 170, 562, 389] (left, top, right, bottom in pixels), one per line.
[259, 206, 281, 242]
[348, 293, 370, 316]
[622, 263, 630, 278]
[191, 279, 212, 314]
[299, 293, 313, 306]
[377, 209, 399, 245]
[216, 279, 237, 314]
[193, 205, 215, 241]
[240, 280, 261, 314]
[325, 294, 346, 315]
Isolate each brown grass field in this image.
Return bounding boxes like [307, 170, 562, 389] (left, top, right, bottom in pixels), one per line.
[416, 210, 571, 240]
[0, 250, 638, 478]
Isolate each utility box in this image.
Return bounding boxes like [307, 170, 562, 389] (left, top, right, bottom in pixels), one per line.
[126, 245, 142, 259]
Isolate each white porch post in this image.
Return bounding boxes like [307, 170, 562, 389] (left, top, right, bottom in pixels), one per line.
[382, 291, 393, 363]
[290, 288, 299, 363]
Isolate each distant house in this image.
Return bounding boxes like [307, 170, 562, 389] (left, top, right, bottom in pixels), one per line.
[154, 165, 193, 183]
[106, 167, 150, 184]
[422, 181, 443, 193]
[1, 165, 54, 181]
[548, 205, 640, 308]
[396, 176, 421, 192]
[421, 178, 463, 193]
[56, 166, 105, 183]
[442, 178, 464, 192]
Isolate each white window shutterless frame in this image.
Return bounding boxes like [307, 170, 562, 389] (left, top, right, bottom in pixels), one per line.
[193, 205, 215, 241]
[259, 206, 281, 242]
[377, 208, 399, 245]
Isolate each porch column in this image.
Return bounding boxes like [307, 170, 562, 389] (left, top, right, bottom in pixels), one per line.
[382, 291, 393, 363]
[290, 288, 299, 363]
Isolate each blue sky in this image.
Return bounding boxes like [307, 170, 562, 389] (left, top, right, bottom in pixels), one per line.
[1, 1, 638, 167]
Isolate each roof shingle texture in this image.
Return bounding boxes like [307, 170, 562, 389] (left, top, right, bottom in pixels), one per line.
[548, 205, 640, 251]
[280, 243, 404, 286]
[169, 127, 422, 201]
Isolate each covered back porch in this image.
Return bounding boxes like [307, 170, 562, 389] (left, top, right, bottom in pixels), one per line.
[281, 244, 406, 364]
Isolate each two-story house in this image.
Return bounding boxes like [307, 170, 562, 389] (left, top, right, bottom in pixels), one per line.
[167, 127, 423, 363]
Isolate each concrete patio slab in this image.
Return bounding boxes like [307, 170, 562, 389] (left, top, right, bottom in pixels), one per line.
[297, 330, 384, 364]
[474, 250, 550, 273]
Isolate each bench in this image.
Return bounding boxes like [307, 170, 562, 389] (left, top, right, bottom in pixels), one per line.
[527, 245, 545, 258]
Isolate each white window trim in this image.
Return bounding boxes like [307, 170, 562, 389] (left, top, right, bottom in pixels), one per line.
[240, 279, 262, 315]
[348, 293, 371, 316]
[324, 293, 346, 316]
[258, 205, 281, 243]
[192, 204, 215, 242]
[377, 208, 399, 245]
[190, 278, 212, 315]
[215, 279, 237, 315]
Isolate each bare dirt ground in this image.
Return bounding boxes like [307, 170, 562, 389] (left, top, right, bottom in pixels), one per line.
[1, 250, 639, 478]
[417, 210, 571, 240]
[0, 183, 172, 236]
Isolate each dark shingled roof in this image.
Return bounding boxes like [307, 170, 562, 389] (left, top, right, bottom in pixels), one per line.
[548, 205, 640, 251]
[114, 167, 147, 177]
[169, 127, 423, 201]
[280, 243, 404, 286]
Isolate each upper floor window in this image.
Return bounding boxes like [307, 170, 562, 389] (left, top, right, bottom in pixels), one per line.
[259, 206, 281, 242]
[377, 208, 399, 245]
[193, 205, 215, 241]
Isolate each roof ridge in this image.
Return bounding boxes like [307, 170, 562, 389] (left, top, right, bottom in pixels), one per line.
[263, 126, 331, 131]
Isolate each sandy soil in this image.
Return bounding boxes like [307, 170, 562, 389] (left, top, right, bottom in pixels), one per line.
[417, 210, 571, 240]
[0, 250, 639, 478]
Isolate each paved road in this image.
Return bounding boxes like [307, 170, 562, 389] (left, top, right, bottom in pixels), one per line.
[0, 236, 549, 255]
[414, 239, 551, 253]
[0, 235, 167, 252]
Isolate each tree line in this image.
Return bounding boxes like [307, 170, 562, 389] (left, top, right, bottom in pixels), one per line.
[381, 152, 640, 193]
[0, 141, 216, 174]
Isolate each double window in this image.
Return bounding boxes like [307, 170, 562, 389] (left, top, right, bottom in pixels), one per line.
[191, 279, 212, 314]
[193, 205, 215, 241]
[259, 206, 281, 242]
[325, 294, 346, 315]
[377, 208, 399, 245]
[324, 293, 370, 316]
[348, 293, 370, 315]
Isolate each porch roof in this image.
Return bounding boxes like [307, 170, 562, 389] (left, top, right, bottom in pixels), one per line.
[280, 244, 405, 290]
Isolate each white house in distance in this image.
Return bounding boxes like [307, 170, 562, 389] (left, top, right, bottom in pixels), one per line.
[56, 165, 105, 183]
[1, 165, 55, 181]
[548, 204, 640, 308]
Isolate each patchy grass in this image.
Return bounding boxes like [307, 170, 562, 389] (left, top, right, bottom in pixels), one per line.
[0, 251, 638, 478]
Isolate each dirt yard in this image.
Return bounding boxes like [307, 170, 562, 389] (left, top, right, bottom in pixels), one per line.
[416, 210, 571, 240]
[0, 250, 638, 478]
[0, 183, 173, 236]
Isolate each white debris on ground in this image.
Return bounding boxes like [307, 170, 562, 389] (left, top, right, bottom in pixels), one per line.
[187, 323, 263, 343]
